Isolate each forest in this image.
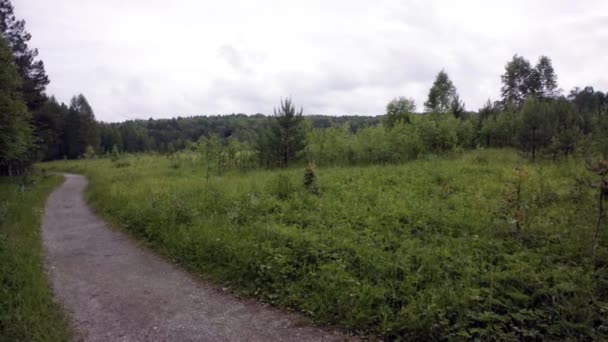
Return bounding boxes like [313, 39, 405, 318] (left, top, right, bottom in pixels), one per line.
[2, 0, 608, 340]
[1, 0, 607, 170]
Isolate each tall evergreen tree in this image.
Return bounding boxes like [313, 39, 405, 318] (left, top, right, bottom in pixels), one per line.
[0, 35, 33, 175]
[425, 70, 459, 114]
[0, 0, 49, 111]
[64, 94, 100, 158]
[33, 96, 68, 160]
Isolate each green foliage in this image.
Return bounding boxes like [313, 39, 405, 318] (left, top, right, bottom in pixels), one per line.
[424, 70, 463, 116]
[303, 163, 319, 195]
[0, 172, 69, 341]
[110, 144, 120, 161]
[0, 0, 49, 111]
[64, 94, 100, 159]
[305, 115, 472, 167]
[0, 35, 33, 176]
[385, 97, 415, 127]
[83, 145, 96, 159]
[517, 97, 552, 160]
[269, 173, 294, 200]
[42, 149, 608, 340]
[501, 55, 559, 106]
[257, 98, 306, 168]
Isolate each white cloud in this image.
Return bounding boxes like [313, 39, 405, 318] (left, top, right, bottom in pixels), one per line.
[14, 0, 608, 121]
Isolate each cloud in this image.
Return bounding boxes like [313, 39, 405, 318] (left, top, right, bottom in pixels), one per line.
[14, 0, 608, 121]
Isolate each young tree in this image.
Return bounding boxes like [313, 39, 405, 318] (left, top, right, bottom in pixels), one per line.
[517, 97, 553, 160]
[0, 35, 33, 175]
[424, 70, 459, 114]
[450, 94, 466, 119]
[547, 98, 580, 157]
[258, 98, 306, 168]
[385, 97, 415, 128]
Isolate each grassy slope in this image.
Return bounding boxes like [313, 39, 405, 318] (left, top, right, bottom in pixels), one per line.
[43, 149, 608, 340]
[0, 174, 69, 342]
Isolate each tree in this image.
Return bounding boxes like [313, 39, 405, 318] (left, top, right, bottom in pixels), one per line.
[501, 55, 535, 106]
[33, 96, 67, 160]
[0, 35, 33, 175]
[385, 97, 415, 128]
[257, 98, 306, 168]
[534, 56, 559, 98]
[546, 98, 580, 157]
[0, 0, 49, 111]
[568, 86, 606, 114]
[501, 55, 560, 106]
[424, 70, 459, 114]
[517, 97, 553, 160]
[450, 94, 466, 119]
[63, 94, 100, 158]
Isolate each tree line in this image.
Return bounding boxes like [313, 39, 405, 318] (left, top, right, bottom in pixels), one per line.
[1, 0, 607, 175]
[266, 54, 607, 168]
[0, 0, 98, 175]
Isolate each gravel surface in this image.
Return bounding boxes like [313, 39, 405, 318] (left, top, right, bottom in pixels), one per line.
[42, 174, 355, 342]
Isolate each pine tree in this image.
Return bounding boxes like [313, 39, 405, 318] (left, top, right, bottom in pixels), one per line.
[64, 94, 100, 158]
[0, 0, 49, 111]
[0, 35, 33, 175]
[257, 98, 305, 167]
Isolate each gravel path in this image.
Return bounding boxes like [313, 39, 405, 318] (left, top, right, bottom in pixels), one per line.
[42, 174, 354, 341]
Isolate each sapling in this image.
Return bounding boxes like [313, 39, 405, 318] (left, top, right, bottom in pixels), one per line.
[303, 162, 320, 195]
[587, 160, 608, 253]
[505, 167, 528, 237]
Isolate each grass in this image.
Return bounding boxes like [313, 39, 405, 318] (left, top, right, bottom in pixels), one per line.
[0, 172, 70, 342]
[43, 149, 608, 340]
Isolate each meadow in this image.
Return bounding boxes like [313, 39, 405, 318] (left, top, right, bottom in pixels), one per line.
[0, 173, 70, 341]
[44, 149, 608, 340]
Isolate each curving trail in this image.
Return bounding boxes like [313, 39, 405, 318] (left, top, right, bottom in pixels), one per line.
[42, 174, 353, 342]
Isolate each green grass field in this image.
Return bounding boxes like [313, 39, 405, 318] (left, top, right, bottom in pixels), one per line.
[44, 149, 608, 340]
[0, 173, 70, 342]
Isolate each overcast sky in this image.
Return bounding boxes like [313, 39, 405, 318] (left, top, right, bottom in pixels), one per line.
[14, 0, 608, 122]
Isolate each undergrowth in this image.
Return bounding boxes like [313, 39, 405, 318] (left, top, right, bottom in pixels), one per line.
[43, 149, 608, 340]
[0, 172, 69, 342]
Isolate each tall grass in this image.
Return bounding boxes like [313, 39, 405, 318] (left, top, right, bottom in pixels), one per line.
[0, 173, 69, 342]
[44, 149, 608, 340]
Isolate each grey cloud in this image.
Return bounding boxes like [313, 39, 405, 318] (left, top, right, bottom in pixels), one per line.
[15, 0, 608, 121]
[218, 45, 251, 73]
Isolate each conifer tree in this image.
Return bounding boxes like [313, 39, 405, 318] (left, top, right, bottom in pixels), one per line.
[0, 35, 33, 175]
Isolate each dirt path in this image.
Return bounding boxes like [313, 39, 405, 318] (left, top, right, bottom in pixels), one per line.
[42, 174, 353, 341]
